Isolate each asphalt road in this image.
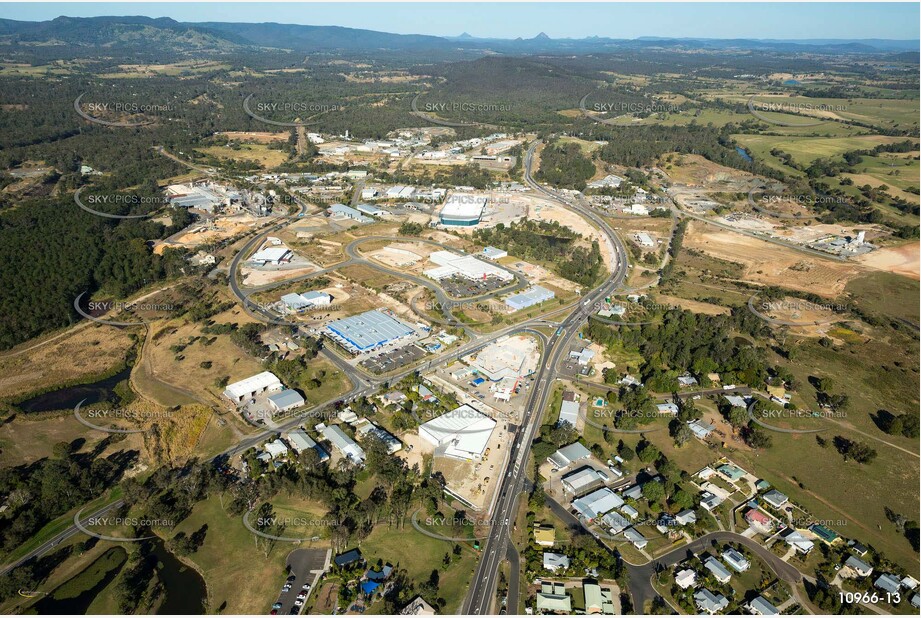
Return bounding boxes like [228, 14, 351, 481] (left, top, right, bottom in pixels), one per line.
[627, 530, 804, 611]
[462, 139, 631, 614]
[0, 499, 126, 576]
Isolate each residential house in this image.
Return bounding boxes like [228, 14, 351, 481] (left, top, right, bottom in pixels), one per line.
[721, 548, 751, 572]
[744, 509, 773, 532]
[675, 568, 697, 590]
[844, 555, 874, 578]
[704, 557, 732, 584]
[534, 525, 556, 547]
[543, 552, 570, 572]
[656, 402, 679, 415]
[780, 529, 814, 554]
[762, 489, 789, 509]
[536, 582, 572, 614]
[874, 573, 902, 595]
[602, 511, 632, 535]
[622, 527, 647, 550]
[747, 596, 780, 615]
[700, 491, 724, 511]
[676, 509, 697, 526]
[694, 589, 729, 615]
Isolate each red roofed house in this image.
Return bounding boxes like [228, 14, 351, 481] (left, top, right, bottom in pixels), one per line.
[745, 508, 773, 533]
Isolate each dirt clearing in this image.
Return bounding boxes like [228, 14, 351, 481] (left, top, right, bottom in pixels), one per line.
[683, 220, 863, 296]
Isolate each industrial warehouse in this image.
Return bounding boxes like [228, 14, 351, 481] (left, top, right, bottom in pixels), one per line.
[423, 250, 514, 282]
[418, 404, 497, 460]
[439, 193, 487, 226]
[505, 285, 555, 311]
[281, 290, 332, 313]
[222, 371, 283, 405]
[324, 309, 417, 354]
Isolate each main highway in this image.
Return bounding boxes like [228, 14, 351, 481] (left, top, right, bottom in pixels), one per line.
[462, 140, 631, 614]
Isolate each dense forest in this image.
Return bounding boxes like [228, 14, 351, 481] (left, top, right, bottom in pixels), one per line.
[586, 307, 770, 389]
[0, 192, 193, 349]
[473, 219, 604, 287]
[536, 141, 596, 190]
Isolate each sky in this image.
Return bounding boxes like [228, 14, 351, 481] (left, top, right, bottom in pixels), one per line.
[1, 2, 919, 40]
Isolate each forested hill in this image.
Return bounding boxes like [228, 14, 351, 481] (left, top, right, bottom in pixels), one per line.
[0, 16, 247, 52]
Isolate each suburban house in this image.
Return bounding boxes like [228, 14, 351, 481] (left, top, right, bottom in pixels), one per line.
[675, 568, 697, 590]
[542, 552, 570, 572]
[745, 508, 774, 532]
[699, 491, 724, 511]
[874, 573, 902, 595]
[762, 489, 789, 509]
[603, 511, 632, 535]
[534, 525, 556, 547]
[694, 589, 729, 615]
[844, 555, 874, 578]
[536, 581, 572, 614]
[582, 581, 615, 614]
[747, 596, 780, 615]
[780, 529, 815, 554]
[721, 547, 751, 572]
[704, 557, 732, 584]
[622, 527, 647, 550]
[676, 509, 697, 526]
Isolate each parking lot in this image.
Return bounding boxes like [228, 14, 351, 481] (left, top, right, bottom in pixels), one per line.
[359, 343, 427, 374]
[272, 548, 329, 615]
[439, 274, 510, 298]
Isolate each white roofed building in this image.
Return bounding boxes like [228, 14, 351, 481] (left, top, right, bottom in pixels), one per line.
[418, 404, 497, 460]
[223, 371, 283, 404]
[322, 425, 366, 465]
[439, 193, 487, 226]
[250, 247, 293, 265]
[424, 251, 513, 282]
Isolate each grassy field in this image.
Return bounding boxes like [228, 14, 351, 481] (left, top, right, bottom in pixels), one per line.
[725, 93, 920, 132]
[557, 136, 603, 154]
[845, 271, 920, 324]
[197, 144, 290, 170]
[844, 153, 921, 194]
[172, 493, 301, 614]
[733, 134, 911, 168]
[359, 523, 479, 614]
[0, 323, 136, 400]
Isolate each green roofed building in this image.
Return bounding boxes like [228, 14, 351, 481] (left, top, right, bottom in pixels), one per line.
[536, 581, 572, 613]
[717, 463, 746, 482]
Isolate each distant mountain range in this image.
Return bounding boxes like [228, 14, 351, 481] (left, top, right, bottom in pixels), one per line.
[0, 15, 917, 57]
